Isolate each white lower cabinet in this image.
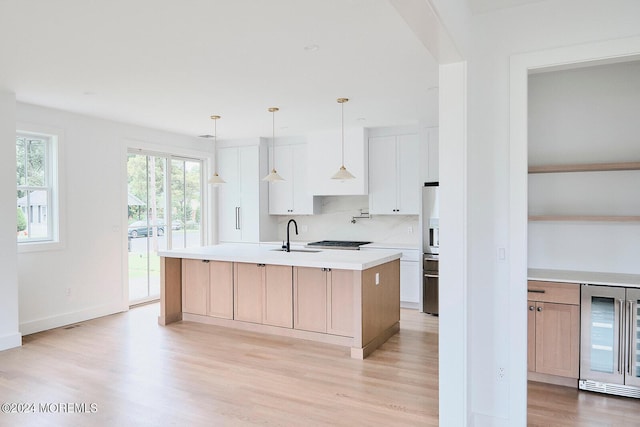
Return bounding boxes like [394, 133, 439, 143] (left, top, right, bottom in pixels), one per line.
[361, 246, 419, 307]
[400, 259, 419, 305]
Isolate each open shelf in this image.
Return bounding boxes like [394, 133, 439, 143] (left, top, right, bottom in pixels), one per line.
[529, 162, 640, 223]
[529, 215, 640, 222]
[528, 161, 640, 174]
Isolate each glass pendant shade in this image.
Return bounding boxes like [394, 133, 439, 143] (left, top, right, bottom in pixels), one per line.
[263, 107, 285, 182]
[331, 97, 355, 180]
[208, 115, 225, 185]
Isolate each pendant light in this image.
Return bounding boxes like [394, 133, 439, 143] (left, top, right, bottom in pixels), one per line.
[208, 115, 225, 185]
[262, 107, 285, 182]
[331, 97, 355, 180]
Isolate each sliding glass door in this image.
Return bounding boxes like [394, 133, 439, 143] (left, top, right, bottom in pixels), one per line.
[127, 151, 203, 304]
[170, 158, 203, 249]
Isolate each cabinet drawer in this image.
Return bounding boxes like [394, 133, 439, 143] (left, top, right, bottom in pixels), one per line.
[527, 280, 579, 305]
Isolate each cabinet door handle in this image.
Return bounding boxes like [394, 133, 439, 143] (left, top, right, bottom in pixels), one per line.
[527, 289, 545, 294]
[202, 260, 210, 263]
[528, 306, 534, 311]
[257, 263, 265, 267]
[536, 306, 542, 312]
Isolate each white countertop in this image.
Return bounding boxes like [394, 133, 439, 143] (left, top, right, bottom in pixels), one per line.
[528, 268, 640, 288]
[159, 243, 402, 271]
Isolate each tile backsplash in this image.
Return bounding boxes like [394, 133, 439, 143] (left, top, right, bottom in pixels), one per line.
[275, 195, 420, 245]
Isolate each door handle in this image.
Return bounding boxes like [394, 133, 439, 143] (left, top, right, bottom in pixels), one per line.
[235, 207, 241, 230]
[527, 289, 545, 294]
[628, 300, 634, 376]
[537, 306, 542, 312]
[528, 306, 534, 311]
[618, 299, 624, 375]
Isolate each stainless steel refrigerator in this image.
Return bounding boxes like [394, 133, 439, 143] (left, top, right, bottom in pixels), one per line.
[422, 182, 439, 315]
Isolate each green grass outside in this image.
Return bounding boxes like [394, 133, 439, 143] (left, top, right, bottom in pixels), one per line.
[128, 252, 160, 279]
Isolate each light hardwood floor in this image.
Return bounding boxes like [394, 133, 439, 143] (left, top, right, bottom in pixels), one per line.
[0, 305, 637, 426]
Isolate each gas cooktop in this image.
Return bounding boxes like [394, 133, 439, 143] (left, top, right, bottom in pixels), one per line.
[306, 240, 372, 250]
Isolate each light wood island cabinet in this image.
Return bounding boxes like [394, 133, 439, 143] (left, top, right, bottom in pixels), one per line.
[234, 263, 293, 328]
[182, 259, 233, 319]
[527, 280, 580, 387]
[293, 267, 354, 337]
[159, 244, 402, 359]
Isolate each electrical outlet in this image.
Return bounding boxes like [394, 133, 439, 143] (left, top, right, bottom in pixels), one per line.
[496, 367, 506, 382]
[407, 226, 413, 234]
[65, 288, 71, 297]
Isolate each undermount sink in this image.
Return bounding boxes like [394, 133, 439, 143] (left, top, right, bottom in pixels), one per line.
[270, 248, 322, 253]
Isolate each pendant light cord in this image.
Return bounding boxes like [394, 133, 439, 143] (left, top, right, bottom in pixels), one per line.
[341, 101, 345, 166]
[272, 109, 276, 170]
[213, 118, 217, 172]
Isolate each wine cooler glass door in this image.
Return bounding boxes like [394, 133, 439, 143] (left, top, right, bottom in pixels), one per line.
[580, 285, 626, 384]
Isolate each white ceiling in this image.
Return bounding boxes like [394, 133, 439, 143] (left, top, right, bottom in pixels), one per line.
[0, 0, 440, 140]
[466, 0, 546, 14]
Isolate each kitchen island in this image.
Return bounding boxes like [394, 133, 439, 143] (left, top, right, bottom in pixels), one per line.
[158, 243, 402, 359]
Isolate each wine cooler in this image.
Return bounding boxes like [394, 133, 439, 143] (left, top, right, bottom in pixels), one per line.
[579, 284, 640, 398]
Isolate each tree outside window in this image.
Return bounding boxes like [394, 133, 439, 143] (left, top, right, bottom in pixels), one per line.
[16, 133, 54, 242]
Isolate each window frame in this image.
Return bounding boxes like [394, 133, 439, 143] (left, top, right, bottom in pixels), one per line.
[16, 126, 64, 252]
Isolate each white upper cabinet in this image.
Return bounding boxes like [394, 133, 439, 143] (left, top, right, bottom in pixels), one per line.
[369, 133, 420, 215]
[307, 127, 368, 196]
[217, 140, 276, 243]
[268, 144, 319, 215]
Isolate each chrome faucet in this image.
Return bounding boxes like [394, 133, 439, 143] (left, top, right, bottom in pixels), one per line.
[286, 219, 298, 252]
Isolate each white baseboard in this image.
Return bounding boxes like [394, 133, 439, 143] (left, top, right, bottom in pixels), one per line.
[400, 301, 420, 310]
[0, 332, 22, 351]
[19, 303, 128, 336]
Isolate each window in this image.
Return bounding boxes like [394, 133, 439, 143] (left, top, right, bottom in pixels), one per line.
[16, 131, 58, 244]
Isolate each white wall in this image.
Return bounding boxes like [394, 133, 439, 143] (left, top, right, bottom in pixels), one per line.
[470, 3, 640, 426]
[528, 61, 640, 274]
[15, 103, 209, 335]
[0, 92, 21, 351]
[428, 0, 640, 425]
